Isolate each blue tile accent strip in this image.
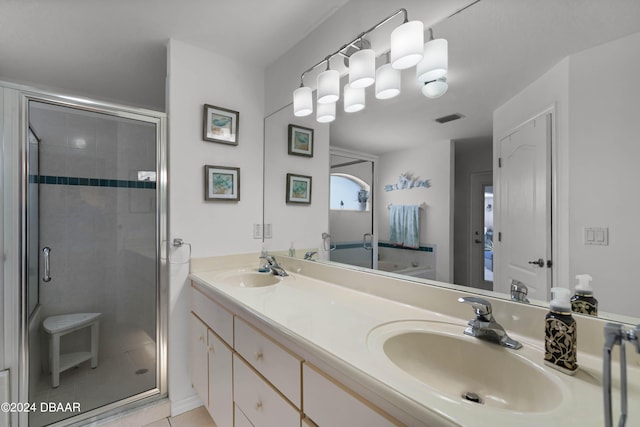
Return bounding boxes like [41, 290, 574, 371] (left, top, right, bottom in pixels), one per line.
[378, 241, 433, 252]
[334, 242, 365, 250]
[29, 174, 156, 189]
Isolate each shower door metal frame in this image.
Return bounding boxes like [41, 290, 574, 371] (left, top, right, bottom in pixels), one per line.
[12, 86, 168, 427]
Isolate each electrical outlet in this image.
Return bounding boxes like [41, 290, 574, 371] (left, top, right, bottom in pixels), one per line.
[264, 223, 272, 239]
[253, 224, 262, 239]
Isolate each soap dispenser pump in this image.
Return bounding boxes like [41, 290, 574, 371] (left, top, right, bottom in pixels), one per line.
[571, 274, 598, 316]
[544, 287, 578, 375]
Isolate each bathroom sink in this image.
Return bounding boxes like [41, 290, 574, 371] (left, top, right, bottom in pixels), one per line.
[367, 321, 563, 413]
[216, 271, 282, 288]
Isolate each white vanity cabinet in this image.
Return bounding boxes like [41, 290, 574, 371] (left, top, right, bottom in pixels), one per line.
[191, 281, 401, 427]
[190, 288, 234, 427]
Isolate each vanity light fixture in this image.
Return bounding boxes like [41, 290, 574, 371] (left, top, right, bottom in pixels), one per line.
[316, 101, 336, 123]
[317, 58, 340, 104]
[417, 28, 449, 83]
[375, 54, 401, 100]
[422, 77, 448, 98]
[343, 84, 365, 113]
[292, 8, 448, 122]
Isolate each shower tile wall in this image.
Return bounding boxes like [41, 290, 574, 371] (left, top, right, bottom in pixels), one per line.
[30, 104, 157, 366]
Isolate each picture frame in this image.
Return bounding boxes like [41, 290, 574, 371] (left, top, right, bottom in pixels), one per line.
[287, 124, 314, 157]
[286, 173, 312, 204]
[204, 165, 240, 201]
[203, 104, 239, 145]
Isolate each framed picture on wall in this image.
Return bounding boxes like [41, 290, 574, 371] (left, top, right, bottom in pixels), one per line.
[287, 124, 314, 157]
[204, 165, 240, 201]
[286, 173, 312, 204]
[203, 104, 239, 145]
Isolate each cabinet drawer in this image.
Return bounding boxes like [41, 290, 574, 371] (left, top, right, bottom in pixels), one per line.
[303, 363, 400, 427]
[234, 316, 302, 408]
[235, 404, 254, 427]
[234, 354, 300, 427]
[191, 284, 233, 345]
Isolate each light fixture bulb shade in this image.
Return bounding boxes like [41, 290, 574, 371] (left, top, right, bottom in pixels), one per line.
[317, 69, 340, 104]
[417, 38, 448, 83]
[422, 77, 448, 98]
[344, 84, 365, 113]
[390, 20, 424, 70]
[293, 86, 313, 117]
[375, 63, 401, 99]
[349, 48, 375, 89]
[316, 101, 336, 123]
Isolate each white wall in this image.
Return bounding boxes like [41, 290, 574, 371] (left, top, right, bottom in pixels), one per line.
[166, 39, 265, 412]
[493, 32, 640, 317]
[263, 105, 329, 255]
[377, 142, 453, 282]
[568, 32, 640, 317]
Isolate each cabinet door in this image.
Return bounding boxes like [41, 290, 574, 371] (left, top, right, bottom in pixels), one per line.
[207, 329, 233, 427]
[234, 354, 300, 427]
[303, 363, 399, 427]
[190, 313, 209, 406]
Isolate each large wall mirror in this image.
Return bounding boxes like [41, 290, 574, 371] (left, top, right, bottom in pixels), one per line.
[263, 0, 640, 323]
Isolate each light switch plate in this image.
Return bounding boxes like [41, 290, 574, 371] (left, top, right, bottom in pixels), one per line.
[253, 223, 262, 239]
[584, 227, 608, 246]
[264, 223, 272, 239]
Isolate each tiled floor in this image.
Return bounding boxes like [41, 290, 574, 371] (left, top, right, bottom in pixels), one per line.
[143, 406, 216, 427]
[29, 330, 156, 427]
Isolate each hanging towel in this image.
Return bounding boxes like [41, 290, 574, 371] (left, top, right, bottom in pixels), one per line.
[389, 205, 420, 248]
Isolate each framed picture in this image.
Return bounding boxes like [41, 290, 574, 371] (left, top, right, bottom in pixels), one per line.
[204, 165, 240, 201]
[203, 104, 239, 145]
[288, 124, 314, 157]
[286, 173, 312, 204]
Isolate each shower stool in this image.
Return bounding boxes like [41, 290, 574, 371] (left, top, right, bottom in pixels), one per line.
[43, 313, 101, 388]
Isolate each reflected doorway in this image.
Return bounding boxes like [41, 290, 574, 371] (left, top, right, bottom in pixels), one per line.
[328, 151, 376, 269]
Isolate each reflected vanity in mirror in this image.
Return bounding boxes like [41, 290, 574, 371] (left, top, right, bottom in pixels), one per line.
[263, 0, 640, 323]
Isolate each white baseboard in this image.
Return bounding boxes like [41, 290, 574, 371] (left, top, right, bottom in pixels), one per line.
[170, 393, 203, 417]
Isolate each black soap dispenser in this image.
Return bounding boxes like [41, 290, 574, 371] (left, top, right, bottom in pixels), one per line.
[544, 287, 578, 375]
[571, 274, 598, 316]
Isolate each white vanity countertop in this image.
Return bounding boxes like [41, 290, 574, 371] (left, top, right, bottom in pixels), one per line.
[189, 263, 637, 427]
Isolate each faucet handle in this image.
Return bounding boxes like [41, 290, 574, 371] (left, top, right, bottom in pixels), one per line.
[458, 296, 492, 319]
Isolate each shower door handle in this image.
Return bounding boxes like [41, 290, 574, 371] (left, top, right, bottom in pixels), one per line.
[42, 247, 52, 282]
[363, 233, 373, 251]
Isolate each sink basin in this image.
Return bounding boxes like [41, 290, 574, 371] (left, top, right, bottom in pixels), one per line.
[217, 272, 282, 288]
[368, 321, 563, 413]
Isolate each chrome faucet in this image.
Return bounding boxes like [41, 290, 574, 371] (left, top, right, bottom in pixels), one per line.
[603, 323, 640, 427]
[304, 251, 317, 261]
[458, 296, 522, 349]
[260, 255, 288, 277]
[510, 279, 530, 303]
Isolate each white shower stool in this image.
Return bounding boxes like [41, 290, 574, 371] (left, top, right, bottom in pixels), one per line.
[43, 313, 101, 388]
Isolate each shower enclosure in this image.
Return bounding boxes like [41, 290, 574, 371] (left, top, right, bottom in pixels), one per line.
[5, 87, 167, 426]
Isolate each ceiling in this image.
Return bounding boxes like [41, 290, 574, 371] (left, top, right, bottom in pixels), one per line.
[0, 0, 639, 150]
[0, 0, 349, 111]
[329, 0, 640, 154]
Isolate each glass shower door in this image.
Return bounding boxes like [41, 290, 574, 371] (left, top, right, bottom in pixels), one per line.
[27, 99, 161, 426]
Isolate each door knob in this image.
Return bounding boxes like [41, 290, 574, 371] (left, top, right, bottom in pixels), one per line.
[528, 258, 544, 268]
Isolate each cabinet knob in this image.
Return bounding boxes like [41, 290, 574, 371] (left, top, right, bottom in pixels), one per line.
[207, 344, 214, 353]
[254, 351, 263, 361]
[199, 335, 205, 342]
[256, 401, 263, 411]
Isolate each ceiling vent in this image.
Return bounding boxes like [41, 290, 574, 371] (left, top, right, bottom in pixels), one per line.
[435, 113, 464, 124]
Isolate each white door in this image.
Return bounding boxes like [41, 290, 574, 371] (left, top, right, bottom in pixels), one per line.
[496, 113, 552, 300]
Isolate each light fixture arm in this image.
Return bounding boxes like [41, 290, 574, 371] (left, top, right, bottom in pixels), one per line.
[296, 8, 408, 85]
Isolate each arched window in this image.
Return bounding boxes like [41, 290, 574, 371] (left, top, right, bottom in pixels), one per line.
[330, 173, 370, 211]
